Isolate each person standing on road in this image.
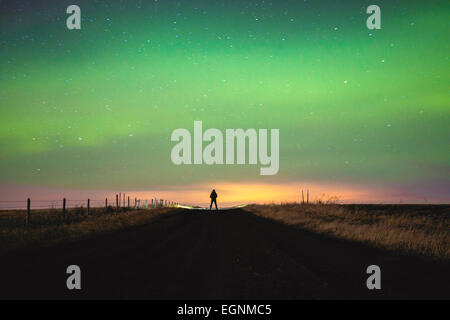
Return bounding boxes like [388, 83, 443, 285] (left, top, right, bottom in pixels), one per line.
[209, 189, 218, 210]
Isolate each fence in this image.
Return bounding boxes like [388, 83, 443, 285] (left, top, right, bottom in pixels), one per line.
[0, 195, 181, 225]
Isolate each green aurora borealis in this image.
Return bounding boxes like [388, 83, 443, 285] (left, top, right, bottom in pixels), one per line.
[0, 0, 449, 203]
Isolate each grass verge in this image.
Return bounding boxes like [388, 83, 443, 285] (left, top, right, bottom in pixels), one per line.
[245, 203, 450, 260]
[0, 206, 177, 255]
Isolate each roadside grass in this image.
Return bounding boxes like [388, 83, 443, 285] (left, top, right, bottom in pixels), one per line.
[0, 206, 177, 255]
[245, 203, 450, 261]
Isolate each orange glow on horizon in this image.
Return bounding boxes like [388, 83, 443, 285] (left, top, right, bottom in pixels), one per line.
[127, 181, 375, 207]
[1, 182, 447, 207]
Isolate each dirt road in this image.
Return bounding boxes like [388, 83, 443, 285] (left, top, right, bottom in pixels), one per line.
[0, 209, 448, 299]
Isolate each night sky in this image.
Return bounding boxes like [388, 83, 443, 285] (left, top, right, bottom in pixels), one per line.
[0, 0, 449, 205]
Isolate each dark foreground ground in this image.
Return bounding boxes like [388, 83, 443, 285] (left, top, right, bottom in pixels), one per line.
[0, 209, 448, 299]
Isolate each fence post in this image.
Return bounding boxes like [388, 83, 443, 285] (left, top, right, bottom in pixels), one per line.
[26, 198, 30, 225]
[116, 194, 119, 210]
[105, 198, 108, 209]
[307, 189, 309, 204]
[128, 196, 130, 208]
[302, 190, 304, 204]
[87, 199, 90, 215]
[63, 198, 66, 216]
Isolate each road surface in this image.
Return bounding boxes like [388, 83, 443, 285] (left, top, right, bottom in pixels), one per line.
[0, 209, 448, 299]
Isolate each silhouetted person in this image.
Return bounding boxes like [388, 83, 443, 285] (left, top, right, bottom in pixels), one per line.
[210, 189, 218, 210]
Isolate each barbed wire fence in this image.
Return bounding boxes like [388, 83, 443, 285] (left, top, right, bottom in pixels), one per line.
[0, 195, 181, 225]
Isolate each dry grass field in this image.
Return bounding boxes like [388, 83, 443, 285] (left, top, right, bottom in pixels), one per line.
[0, 206, 177, 255]
[245, 203, 450, 260]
